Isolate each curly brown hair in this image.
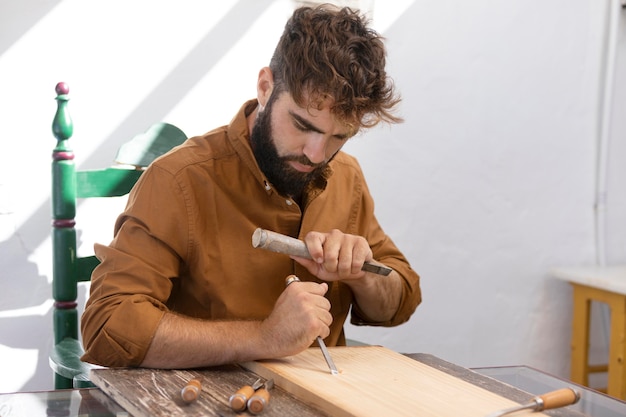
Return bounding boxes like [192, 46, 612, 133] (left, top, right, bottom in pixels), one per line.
[269, 4, 402, 131]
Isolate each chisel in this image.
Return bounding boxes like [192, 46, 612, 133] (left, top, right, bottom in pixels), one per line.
[229, 378, 263, 412]
[252, 228, 392, 276]
[485, 388, 581, 417]
[285, 275, 339, 376]
[180, 378, 202, 403]
[247, 378, 274, 415]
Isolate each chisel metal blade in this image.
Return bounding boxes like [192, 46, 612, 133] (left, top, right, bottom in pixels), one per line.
[360, 262, 392, 276]
[317, 336, 339, 375]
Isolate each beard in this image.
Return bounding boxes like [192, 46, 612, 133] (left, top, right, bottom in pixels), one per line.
[249, 98, 328, 199]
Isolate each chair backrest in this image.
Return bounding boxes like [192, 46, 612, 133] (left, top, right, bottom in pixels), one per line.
[50, 82, 187, 388]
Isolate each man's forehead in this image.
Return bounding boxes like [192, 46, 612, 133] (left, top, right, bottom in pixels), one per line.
[280, 90, 359, 137]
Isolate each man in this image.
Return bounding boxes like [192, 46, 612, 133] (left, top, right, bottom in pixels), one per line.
[81, 4, 421, 369]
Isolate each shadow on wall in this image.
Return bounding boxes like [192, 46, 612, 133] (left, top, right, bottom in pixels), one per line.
[0, 0, 275, 391]
[0, 222, 92, 391]
[0, 230, 53, 392]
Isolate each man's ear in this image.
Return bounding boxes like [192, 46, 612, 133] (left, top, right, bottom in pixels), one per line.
[256, 67, 274, 109]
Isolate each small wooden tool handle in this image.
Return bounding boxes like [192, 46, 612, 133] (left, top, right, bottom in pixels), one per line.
[180, 379, 201, 403]
[247, 388, 271, 415]
[537, 388, 580, 410]
[229, 385, 255, 412]
[252, 228, 311, 259]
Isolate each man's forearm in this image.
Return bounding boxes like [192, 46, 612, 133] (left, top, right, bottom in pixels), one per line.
[140, 313, 271, 369]
[141, 280, 332, 369]
[344, 268, 403, 322]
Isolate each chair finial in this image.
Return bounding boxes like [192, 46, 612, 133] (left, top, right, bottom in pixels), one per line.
[55, 81, 70, 95]
[52, 82, 73, 143]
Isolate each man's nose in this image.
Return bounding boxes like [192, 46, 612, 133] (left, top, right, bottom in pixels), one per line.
[302, 134, 328, 164]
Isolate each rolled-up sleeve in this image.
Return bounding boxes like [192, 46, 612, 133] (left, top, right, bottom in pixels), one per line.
[350, 254, 421, 327]
[346, 163, 422, 327]
[81, 165, 189, 367]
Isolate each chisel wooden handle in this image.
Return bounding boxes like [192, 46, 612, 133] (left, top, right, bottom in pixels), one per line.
[536, 388, 580, 410]
[247, 379, 274, 415]
[247, 388, 270, 414]
[486, 387, 581, 417]
[229, 378, 263, 412]
[229, 385, 254, 411]
[180, 379, 201, 403]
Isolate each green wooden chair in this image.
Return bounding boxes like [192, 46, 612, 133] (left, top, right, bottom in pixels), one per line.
[50, 82, 187, 389]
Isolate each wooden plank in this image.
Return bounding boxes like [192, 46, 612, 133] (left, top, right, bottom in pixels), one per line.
[91, 364, 328, 417]
[241, 346, 552, 417]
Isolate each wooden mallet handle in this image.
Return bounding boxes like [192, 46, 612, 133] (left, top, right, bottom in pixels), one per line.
[252, 228, 392, 276]
[252, 228, 310, 258]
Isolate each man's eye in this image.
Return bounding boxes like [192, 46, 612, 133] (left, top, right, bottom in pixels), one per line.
[293, 121, 309, 132]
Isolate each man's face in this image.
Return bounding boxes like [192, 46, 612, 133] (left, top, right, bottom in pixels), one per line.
[250, 91, 354, 199]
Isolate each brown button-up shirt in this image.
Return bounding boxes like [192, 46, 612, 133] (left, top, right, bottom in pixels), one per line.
[81, 100, 421, 367]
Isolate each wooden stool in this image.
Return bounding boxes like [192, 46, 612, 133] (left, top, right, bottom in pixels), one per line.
[552, 266, 626, 400]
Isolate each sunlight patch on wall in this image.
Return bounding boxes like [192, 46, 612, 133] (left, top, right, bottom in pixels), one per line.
[165, 0, 293, 135]
[0, 346, 38, 393]
[0, 1, 239, 236]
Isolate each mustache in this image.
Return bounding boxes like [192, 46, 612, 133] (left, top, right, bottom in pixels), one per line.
[283, 155, 323, 169]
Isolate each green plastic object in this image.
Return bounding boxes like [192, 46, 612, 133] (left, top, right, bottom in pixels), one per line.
[49, 82, 187, 388]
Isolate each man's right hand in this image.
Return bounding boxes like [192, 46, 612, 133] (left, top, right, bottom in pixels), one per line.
[260, 276, 332, 357]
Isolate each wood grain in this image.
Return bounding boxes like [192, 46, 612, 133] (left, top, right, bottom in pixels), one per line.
[241, 346, 552, 417]
[91, 364, 328, 417]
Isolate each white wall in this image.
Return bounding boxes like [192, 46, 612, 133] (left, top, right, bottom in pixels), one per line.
[0, 0, 624, 392]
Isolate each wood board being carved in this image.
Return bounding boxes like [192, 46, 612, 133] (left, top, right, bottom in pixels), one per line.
[242, 346, 551, 417]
